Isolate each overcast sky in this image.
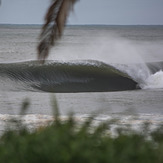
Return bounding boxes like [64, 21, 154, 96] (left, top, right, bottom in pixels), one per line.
[0, 0, 163, 25]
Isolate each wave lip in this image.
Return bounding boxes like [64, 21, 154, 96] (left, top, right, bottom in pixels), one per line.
[0, 60, 138, 93]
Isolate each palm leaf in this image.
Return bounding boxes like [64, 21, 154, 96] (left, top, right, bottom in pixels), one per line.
[37, 0, 79, 63]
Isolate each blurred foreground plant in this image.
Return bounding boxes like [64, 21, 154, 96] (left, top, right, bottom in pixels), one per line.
[37, 0, 79, 63]
[0, 99, 163, 163]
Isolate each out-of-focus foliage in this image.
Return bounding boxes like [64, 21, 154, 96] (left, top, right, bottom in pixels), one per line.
[37, 0, 79, 63]
[0, 101, 163, 163]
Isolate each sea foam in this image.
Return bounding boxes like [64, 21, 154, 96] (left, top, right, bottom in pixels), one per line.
[142, 70, 163, 89]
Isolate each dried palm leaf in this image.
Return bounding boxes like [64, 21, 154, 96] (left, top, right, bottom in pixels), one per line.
[37, 0, 79, 63]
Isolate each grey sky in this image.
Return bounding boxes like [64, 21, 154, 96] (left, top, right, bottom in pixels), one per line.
[0, 0, 163, 25]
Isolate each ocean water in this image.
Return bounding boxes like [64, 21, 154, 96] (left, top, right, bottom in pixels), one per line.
[0, 25, 163, 132]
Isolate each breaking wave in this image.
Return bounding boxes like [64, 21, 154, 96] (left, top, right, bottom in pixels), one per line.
[0, 60, 137, 92]
[0, 60, 163, 93]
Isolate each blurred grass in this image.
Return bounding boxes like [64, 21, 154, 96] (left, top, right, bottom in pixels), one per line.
[0, 99, 163, 163]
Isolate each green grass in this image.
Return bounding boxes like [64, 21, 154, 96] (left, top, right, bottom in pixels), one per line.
[0, 100, 163, 163]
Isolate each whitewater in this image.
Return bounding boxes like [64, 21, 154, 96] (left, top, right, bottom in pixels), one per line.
[0, 25, 163, 132]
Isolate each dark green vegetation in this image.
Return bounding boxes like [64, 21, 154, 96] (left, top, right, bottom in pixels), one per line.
[0, 100, 163, 163]
[1, 115, 163, 163]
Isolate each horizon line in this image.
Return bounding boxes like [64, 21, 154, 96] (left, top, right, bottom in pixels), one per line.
[1, 23, 163, 26]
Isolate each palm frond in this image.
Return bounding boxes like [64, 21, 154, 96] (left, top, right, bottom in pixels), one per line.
[37, 0, 79, 63]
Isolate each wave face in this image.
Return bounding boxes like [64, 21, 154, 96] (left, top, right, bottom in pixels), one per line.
[0, 60, 138, 93]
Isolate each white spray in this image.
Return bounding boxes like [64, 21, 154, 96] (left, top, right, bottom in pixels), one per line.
[50, 32, 163, 89]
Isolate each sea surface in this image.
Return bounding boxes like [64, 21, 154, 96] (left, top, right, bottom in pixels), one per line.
[0, 24, 163, 132]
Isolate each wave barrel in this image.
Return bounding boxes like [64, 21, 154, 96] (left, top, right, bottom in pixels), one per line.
[0, 60, 138, 93]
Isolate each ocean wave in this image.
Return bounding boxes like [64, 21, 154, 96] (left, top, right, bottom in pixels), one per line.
[0, 60, 138, 92]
